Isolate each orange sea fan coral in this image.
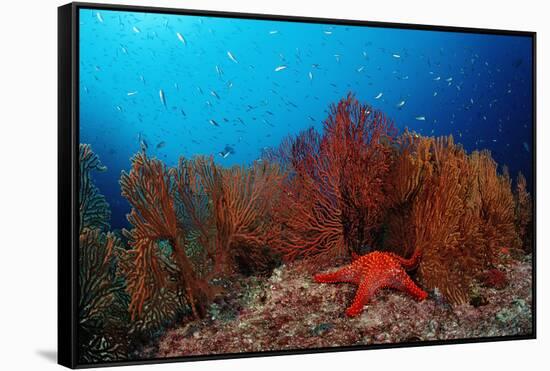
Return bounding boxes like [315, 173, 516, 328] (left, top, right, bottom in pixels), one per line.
[472, 150, 520, 259]
[120, 152, 214, 320]
[383, 134, 520, 305]
[273, 94, 396, 261]
[515, 172, 533, 252]
[324, 95, 396, 252]
[188, 156, 284, 274]
[412, 139, 483, 305]
[116, 242, 184, 333]
[382, 131, 434, 258]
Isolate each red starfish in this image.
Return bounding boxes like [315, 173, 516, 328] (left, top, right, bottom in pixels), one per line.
[314, 250, 427, 317]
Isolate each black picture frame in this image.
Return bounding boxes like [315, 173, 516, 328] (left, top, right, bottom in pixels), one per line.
[58, 2, 537, 368]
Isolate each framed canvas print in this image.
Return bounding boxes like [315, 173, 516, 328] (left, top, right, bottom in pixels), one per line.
[58, 2, 536, 368]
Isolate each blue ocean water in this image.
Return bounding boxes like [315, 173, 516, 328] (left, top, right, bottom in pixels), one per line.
[79, 8, 533, 231]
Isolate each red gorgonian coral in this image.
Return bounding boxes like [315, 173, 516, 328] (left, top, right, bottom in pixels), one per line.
[272, 94, 396, 261]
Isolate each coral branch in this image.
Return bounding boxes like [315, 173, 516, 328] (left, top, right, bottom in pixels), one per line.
[272, 94, 396, 261]
[120, 152, 214, 321]
[79, 144, 110, 232]
[514, 172, 533, 252]
[188, 156, 284, 274]
[383, 132, 521, 305]
[78, 228, 128, 362]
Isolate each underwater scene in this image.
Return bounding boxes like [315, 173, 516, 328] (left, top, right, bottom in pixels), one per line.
[78, 8, 534, 363]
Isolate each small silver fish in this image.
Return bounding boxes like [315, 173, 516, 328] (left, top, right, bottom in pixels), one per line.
[396, 100, 406, 108]
[96, 12, 104, 23]
[227, 51, 238, 63]
[357, 66, 365, 73]
[176, 32, 186, 45]
[446, 77, 453, 82]
[132, 26, 141, 33]
[415, 116, 426, 121]
[308, 71, 313, 81]
[127, 91, 138, 96]
[210, 90, 220, 99]
[392, 54, 401, 58]
[159, 89, 166, 107]
[209, 119, 219, 127]
[269, 30, 279, 34]
[374, 92, 383, 99]
[523, 142, 530, 152]
[324, 31, 333, 35]
[274, 65, 287, 72]
[434, 76, 441, 81]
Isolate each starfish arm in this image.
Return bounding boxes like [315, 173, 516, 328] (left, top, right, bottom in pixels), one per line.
[314, 265, 360, 284]
[345, 276, 382, 317]
[387, 249, 422, 271]
[388, 269, 428, 301]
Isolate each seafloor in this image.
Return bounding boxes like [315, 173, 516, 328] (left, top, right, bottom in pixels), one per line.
[142, 254, 532, 358]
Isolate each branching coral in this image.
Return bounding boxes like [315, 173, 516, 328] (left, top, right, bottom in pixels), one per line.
[78, 228, 128, 363]
[116, 241, 184, 334]
[120, 152, 214, 321]
[78, 146, 126, 362]
[272, 94, 396, 261]
[79, 144, 110, 232]
[411, 137, 483, 305]
[175, 157, 283, 272]
[514, 172, 533, 252]
[118, 150, 284, 334]
[383, 133, 521, 305]
[382, 131, 434, 258]
[473, 151, 520, 259]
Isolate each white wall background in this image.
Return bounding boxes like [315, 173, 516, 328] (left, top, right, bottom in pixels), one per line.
[0, 0, 546, 369]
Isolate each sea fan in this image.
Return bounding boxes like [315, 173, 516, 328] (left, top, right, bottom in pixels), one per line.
[79, 144, 111, 232]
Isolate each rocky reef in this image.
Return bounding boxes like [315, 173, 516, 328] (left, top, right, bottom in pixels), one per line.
[154, 253, 532, 357]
